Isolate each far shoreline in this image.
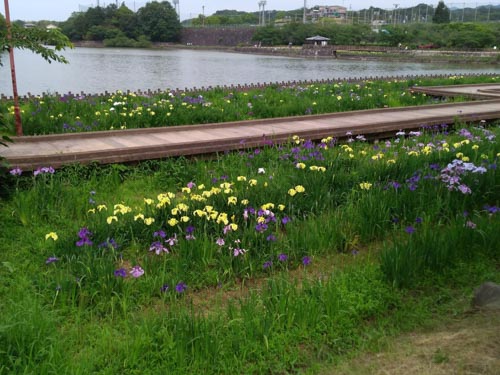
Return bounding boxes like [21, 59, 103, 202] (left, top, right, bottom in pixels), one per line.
[72, 41, 500, 65]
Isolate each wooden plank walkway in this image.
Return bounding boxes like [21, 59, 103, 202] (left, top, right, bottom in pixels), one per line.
[2, 84, 500, 171]
[410, 83, 500, 99]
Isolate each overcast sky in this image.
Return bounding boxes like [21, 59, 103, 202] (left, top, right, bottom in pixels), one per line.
[1, 1, 494, 22]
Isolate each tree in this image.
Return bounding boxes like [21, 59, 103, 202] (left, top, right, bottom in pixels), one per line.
[1, 23, 73, 65]
[137, 1, 181, 42]
[112, 4, 139, 39]
[433, 1, 450, 24]
[1, 11, 72, 135]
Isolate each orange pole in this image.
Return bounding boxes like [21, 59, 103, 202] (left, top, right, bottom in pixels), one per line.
[4, 0, 23, 136]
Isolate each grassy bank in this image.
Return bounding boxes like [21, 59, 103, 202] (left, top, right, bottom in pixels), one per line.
[1, 114, 498, 372]
[234, 46, 500, 65]
[1, 75, 498, 136]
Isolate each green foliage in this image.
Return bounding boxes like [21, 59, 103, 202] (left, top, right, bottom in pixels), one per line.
[0, 23, 73, 66]
[60, 2, 180, 44]
[85, 25, 122, 41]
[0, 288, 66, 373]
[433, 1, 451, 24]
[445, 22, 496, 49]
[103, 34, 152, 48]
[0, 119, 12, 199]
[136, 1, 181, 42]
[190, 10, 259, 26]
[376, 22, 499, 48]
[252, 22, 376, 46]
[377, 25, 413, 46]
[251, 19, 500, 48]
[381, 213, 500, 288]
[113, 4, 139, 39]
[251, 25, 284, 45]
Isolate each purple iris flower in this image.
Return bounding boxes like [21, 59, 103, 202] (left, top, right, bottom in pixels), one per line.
[9, 167, 22, 176]
[278, 253, 288, 262]
[161, 284, 169, 292]
[76, 227, 93, 247]
[263, 261, 273, 269]
[405, 226, 416, 234]
[114, 268, 127, 278]
[175, 282, 187, 293]
[45, 257, 59, 264]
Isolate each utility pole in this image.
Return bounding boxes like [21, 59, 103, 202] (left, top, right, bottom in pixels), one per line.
[258, 1, 266, 26]
[393, 4, 399, 25]
[303, 0, 307, 24]
[262, 1, 266, 26]
[173, 0, 180, 20]
[4, 0, 23, 136]
[202, 5, 205, 27]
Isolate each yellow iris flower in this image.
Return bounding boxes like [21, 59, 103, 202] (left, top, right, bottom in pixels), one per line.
[45, 232, 58, 241]
[107, 216, 118, 224]
[359, 182, 372, 190]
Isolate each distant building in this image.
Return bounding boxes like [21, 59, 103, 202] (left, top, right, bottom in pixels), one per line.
[24, 23, 36, 28]
[274, 16, 293, 27]
[309, 5, 347, 22]
[46, 24, 59, 30]
[303, 35, 337, 58]
[305, 35, 330, 46]
[371, 20, 387, 32]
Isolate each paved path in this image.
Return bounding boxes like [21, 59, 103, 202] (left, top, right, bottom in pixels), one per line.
[2, 84, 500, 170]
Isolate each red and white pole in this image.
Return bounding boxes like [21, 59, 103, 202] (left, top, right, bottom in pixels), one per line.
[4, 0, 23, 136]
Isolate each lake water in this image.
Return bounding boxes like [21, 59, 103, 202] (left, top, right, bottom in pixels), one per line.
[0, 47, 498, 96]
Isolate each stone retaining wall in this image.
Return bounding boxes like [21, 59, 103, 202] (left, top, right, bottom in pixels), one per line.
[180, 27, 256, 46]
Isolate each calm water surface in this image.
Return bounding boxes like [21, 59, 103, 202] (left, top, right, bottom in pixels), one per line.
[0, 47, 497, 96]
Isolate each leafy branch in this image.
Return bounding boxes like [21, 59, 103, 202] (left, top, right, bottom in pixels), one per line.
[0, 24, 73, 66]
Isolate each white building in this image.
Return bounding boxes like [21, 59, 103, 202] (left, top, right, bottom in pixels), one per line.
[310, 5, 347, 21]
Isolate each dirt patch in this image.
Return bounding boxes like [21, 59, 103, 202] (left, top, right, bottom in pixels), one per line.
[324, 309, 500, 375]
[185, 250, 370, 316]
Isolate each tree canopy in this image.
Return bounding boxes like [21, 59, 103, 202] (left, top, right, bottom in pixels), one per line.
[433, 1, 451, 24]
[60, 1, 181, 45]
[137, 1, 181, 42]
[251, 21, 499, 49]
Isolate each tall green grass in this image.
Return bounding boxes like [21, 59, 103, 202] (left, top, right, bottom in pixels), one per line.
[0, 120, 498, 373]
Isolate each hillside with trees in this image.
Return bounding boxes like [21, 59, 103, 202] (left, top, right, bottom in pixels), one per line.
[251, 21, 499, 49]
[60, 1, 181, 47]
[182, 3, 500, 26]
[6, 2, 499, 50]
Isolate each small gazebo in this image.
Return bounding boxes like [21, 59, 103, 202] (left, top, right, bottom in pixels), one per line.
[305, 35, 330, 47]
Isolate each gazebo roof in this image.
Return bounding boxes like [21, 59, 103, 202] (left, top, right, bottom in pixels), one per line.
[305, 35, 331, 41]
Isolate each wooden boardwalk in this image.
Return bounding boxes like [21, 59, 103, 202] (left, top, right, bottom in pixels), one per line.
[410, 82, 500, 99]
[2, 84, 500, 171]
